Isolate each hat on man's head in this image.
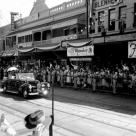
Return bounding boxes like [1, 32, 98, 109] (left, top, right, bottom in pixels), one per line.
[24, 110, 44, 129]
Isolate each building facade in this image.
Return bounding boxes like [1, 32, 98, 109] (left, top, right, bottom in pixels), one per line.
[90, 0, 136, 65]
[0, 0, 136, 67]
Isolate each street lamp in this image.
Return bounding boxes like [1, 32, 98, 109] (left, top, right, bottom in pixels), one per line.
[49, 72, 55, 136]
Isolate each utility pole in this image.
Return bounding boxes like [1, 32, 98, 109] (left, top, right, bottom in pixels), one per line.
[86, 0, 89, 38]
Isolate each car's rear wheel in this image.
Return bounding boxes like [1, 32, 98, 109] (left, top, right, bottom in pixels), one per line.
[22, 89, 28, 99]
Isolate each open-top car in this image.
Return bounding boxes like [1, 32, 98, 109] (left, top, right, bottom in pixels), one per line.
[1, 73, 50, 99]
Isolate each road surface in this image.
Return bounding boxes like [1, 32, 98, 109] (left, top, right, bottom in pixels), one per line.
[0, 87, 136, 136]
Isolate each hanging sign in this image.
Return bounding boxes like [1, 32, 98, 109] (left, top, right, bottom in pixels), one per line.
[67, 46, 94, 57]
[128, 41, 136, 58]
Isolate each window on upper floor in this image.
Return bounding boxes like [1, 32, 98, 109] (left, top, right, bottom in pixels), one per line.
[89, 17, 95, 34]
[78, 24, 86, 34]
[70, 25, 77, 34]
[18, 37, 21, 44]
[52, 28, 63, 37]
[133, 3, 136, 27]
[2, 40, 5, 51]
[42, 30, 52, 40]
[18, 36, 25, 43]
[33, 32, 41, 41]
[12, 36, 16, 45]
[119, 6, 127, 33]
[98, 11, 105, 33]
[108, 9, 116, 31]
[64, 28, 70, 36]
[6, 37, 13, 48]
[25, 34, 32, 42]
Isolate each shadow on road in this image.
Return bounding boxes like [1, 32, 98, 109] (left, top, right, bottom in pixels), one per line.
[51, 87, 136, 116]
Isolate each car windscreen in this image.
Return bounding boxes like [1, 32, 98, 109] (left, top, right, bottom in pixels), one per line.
[17, 73, 35, 81]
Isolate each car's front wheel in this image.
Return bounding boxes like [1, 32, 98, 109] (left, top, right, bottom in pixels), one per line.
[22, 88, 28, 99]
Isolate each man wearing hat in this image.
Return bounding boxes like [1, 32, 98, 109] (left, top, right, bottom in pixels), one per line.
[24, 110, 51, 136]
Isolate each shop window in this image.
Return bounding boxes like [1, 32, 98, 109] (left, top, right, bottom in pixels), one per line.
[108, 9, 116, 31]
[98, 11, 105, 32]
[133, 3, 136, 27]
[119, 6, 127, 33]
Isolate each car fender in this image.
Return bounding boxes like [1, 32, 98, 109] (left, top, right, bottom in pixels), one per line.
[19, 83, 29, 93]
[1, 80, 7, 88]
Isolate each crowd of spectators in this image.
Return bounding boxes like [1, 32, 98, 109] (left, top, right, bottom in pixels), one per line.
[0, 61, 136, 94]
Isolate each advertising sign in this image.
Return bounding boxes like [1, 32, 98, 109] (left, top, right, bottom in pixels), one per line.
[67, 46, 94, 57]
[93, 0, 123, 9]
[128, 41, 136, 58]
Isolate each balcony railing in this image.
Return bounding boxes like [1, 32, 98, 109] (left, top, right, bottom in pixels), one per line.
[33, 34, 78, 47]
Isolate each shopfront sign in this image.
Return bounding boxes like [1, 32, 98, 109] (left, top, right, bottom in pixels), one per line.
[94, 0, 123, 9]
[67, 46, 94, 57]
[18, 42, 33, 49]
[70, 58, 92, 61]
[128, 41, 136, 58]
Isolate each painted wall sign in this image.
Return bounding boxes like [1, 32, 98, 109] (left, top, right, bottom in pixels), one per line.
[128, 41, 136, 58]
[94, 0, 123, 9]
[67, 46, 94, 57]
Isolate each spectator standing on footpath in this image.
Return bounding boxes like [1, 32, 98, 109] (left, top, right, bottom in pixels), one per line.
[24, 110, 51, 136]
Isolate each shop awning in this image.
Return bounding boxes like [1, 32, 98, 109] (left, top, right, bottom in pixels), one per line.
[35, 43, 61, 51]
[67, 40, 93, 48]
[18, 48, 35, 53]
[2, 49, 18, 57]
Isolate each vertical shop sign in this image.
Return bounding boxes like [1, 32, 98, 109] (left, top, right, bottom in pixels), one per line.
[128, 41, 136, 58]
[10, 12, 18, 31]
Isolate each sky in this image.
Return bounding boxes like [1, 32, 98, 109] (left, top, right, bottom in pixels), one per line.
[0, 0, 71, 27]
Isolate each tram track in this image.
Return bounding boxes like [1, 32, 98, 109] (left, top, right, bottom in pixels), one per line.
[0, 92, 136, 135]
[0, 97, 84, 136]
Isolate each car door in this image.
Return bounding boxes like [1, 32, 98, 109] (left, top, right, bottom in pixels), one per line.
[10, 79, 17, 92]
[14, 80, 22, 93]
[6, 79, 15, 91]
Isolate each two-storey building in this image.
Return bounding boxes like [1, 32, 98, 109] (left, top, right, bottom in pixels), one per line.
[0, 0, 88, 67]
[88, 0, 136, 65]
[1, 0, 136, 68]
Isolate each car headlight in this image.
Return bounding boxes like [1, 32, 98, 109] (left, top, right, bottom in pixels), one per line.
[47, 83, 50, 88]
[29, 85, 32, 91]
[43, 90, 48, 95]
[41, 84, 45, 87]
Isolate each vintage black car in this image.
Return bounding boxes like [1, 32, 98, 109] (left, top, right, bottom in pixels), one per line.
[1, 73, 50, 98]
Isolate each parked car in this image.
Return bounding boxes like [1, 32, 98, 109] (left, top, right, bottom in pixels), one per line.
[1, 73, 50, 99]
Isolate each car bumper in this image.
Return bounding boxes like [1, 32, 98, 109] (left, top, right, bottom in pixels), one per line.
[29, 89, 50, 96]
